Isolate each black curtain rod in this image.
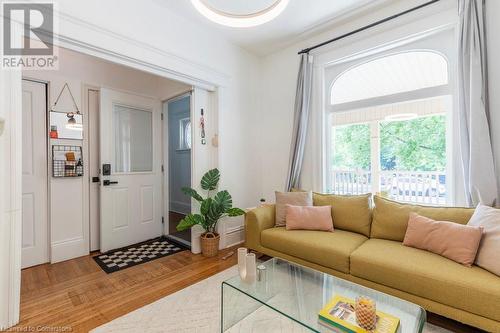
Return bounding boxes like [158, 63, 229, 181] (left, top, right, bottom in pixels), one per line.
[298, 0, 441, 54]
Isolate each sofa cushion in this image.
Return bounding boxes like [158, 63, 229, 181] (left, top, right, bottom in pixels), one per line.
[313, 193, 372, 237]
[350, 238, 500, 321]
[275, 191, 313, 227]
[261, 227, 367, 273]
[371, 195, 475, 241]
[285, 205, 333, 231]
[403, 213, 483, 266]
[467, 204, 500, 276]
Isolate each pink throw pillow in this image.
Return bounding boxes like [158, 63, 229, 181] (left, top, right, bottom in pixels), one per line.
[403, 213, 483, 266]
[285, 205, 333, 231]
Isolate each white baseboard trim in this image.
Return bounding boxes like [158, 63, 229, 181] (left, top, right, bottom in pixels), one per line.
[51, 237, 87, 263]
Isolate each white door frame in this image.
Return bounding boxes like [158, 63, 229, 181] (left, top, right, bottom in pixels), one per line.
[162, 91, 193, 245]
[85, 85, 101, 252]
[1, 19, 225, 330]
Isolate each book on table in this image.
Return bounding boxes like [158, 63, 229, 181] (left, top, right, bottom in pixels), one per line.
[318, 295, 399, 333]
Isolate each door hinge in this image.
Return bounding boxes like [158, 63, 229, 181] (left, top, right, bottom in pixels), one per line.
[161, 164, 164, 172]
[161, 216, 165, 224]
[161, 113, 164, 120]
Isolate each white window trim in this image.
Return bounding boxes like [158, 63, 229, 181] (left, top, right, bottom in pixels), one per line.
[328, 84, 451, 113]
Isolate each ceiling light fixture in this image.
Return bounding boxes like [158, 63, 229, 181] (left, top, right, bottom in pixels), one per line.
[190, 0, 289, 28]
[384, 113, 418, 121]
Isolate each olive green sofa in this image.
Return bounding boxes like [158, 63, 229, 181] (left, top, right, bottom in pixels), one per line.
[244, 194, 500, 332]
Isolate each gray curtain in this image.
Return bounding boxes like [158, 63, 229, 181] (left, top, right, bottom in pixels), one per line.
[285, 54, 313, 191]
[458, 0, 498, 206]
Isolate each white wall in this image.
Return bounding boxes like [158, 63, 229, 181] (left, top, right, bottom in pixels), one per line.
[23, 46, 190, 262]
[52, 0, 263, 210]
[485, 0, 500, 201]
[257, 0, 487, 203]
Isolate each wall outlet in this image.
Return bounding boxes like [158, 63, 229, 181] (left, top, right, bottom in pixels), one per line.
[0, 117, 5, 136]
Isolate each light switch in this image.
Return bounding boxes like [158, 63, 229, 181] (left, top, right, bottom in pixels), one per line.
[0, 117, 5, 136]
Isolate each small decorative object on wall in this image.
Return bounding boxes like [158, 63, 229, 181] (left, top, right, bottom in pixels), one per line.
[50, 82, 83, 140]
[200, 108, 206, 145]
[211, 133, 218, 147]
[0, 116, 5, 136]
[176, 168, 245, 257]
[52, 145, 83, 178]
[355, 296, 377, 330]
[49, 125, 58, 138]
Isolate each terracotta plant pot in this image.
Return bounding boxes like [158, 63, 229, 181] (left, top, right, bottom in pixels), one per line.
[200, 232, 220, 257]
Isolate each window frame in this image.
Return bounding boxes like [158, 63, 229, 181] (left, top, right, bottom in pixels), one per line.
[320, 27, 458, 205]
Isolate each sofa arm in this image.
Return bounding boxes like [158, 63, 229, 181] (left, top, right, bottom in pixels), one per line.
[244, 204, 275, 251]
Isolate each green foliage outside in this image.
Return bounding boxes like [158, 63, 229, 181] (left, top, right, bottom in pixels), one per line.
[176, 168, 245, 234]
[333, 115, 446, 171]
[332, 123, 371, 170]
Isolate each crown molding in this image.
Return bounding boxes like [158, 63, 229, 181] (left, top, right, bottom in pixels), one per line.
[47, 6, 230, 90]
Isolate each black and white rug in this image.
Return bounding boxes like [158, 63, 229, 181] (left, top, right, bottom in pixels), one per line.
[93, 237, 187, 274]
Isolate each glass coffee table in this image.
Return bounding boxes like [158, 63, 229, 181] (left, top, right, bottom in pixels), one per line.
[221, 258, 426, 332]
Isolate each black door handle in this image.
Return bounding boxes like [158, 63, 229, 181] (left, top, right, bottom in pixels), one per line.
[103, 180, 118, 186]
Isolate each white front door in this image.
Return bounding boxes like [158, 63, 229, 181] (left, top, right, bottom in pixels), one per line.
[99, 88, 162, 252]
[22, 79, 49, 268]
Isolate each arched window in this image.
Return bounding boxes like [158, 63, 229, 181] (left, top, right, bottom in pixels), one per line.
[328, 50, 451, 205]
[331, 51, 448, 105]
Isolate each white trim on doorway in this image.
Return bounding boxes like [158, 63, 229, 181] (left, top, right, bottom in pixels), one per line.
[1, 11, 226, 330]
[85, 85, 101, 252]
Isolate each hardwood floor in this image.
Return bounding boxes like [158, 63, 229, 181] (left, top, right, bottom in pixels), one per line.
[12, 247, 237, 333]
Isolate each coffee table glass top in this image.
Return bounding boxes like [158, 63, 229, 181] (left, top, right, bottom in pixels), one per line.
[222, 258, 426, 332]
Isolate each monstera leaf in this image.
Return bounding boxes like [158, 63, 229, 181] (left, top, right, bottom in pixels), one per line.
[200, 197, 213, 216]
[201, 168, 220, 191]
[227, 208, 245, 217]
[213, 190, 232, 213]
[177, 169, 245, 234]
[177, 214, 204, 231]
[182, 187, 203, 202]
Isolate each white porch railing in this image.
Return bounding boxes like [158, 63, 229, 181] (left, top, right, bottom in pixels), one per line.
[332, 170, 446, 205]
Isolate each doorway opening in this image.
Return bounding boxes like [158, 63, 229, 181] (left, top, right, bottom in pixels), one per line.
[21, 44, 194, 262]
[164, 93, 192, 246]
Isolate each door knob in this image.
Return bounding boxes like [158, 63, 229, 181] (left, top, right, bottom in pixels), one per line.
[103, 180, 118, 186]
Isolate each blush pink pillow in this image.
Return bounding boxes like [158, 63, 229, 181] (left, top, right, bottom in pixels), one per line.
[403, 213, 483, 266]
[285, 205, 333, 231]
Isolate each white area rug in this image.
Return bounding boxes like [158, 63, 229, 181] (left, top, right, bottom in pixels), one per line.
[91, 266, 451, 333]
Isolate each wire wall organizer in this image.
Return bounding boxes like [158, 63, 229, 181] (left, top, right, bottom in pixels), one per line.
[52, 145, 84, 178]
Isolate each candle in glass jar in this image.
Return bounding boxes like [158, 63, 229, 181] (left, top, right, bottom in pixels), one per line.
[355, 296, 377, 330]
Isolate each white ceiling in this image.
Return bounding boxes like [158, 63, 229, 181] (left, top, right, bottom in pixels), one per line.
[157, 0, 381, 56]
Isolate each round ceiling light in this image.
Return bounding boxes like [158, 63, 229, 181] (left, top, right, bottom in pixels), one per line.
[190, 0, 289, 28]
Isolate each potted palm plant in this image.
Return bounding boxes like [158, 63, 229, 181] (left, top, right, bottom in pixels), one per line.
[177, 168, 245, 257]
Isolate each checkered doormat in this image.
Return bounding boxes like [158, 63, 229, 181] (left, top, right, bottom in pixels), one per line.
[93, 237, 187, 273]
